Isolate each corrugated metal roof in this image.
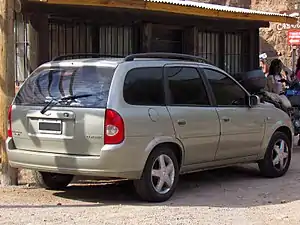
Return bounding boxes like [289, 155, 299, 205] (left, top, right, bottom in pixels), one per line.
[146, 0, 294, 18]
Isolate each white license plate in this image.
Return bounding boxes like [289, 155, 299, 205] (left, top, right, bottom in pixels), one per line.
[38, 119, 62, 134]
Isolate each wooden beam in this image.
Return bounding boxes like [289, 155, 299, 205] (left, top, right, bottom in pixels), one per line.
[0, 0, 18, 186]
[28, 0, 146, 9]
[23, 3, 269, 29]
[183, 27, 198, 55]
[142, 23, 152, 52]
[27, 0, 297, 24]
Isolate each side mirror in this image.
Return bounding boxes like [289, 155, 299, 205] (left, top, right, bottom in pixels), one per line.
[249, 95, 260, 107]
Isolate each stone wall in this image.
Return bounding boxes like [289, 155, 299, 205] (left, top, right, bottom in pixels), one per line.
[251, 0, 294, 68]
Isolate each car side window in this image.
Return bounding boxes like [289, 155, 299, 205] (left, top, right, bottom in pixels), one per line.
[203, 68, 248, 106]
[123, 67, 165, 106]
[166, 67, 210, 106]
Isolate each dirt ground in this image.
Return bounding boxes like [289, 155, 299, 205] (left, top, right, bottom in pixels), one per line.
[2, 145, 300, 224]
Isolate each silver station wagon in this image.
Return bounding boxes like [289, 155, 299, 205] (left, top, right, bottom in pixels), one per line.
[7, 53, 293, 202]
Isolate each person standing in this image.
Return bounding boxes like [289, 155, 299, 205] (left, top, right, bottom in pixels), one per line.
[265, 59, 284, 94]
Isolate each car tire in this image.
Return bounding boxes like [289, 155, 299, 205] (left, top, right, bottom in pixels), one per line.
[258, 131, 291, 178]
[32, 171, 74, 190]
[134, 146, 179, 202]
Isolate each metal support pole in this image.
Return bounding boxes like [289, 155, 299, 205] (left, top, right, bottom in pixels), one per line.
[292, 45, 297, 75]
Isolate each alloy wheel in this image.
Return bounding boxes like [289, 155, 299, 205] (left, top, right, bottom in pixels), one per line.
[272, 139, 289, 171]
[151, 154, 175, 194]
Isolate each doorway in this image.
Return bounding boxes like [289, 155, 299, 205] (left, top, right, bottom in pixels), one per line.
[151, 25, 183, 53]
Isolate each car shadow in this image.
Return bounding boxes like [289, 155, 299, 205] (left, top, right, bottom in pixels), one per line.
[51, 159, 300, 208]
[3, 147, 299, 209]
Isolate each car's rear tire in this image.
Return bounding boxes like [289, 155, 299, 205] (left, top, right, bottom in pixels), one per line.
[258, 131, 291, 178]
[134, 146, 179, 202]
[32, 171, 73, 190]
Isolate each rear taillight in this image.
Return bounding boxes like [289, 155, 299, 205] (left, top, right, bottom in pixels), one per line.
[104, 109, 124, 145]
[7, 105, 12, 138]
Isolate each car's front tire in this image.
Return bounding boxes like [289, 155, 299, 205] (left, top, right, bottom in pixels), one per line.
[134, 146, 179, 202]
[32, 171, 74, 190]
[258, 131, 291, 178]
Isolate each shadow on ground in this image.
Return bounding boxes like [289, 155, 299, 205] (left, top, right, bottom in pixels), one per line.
[51, 160, 300, 208]
[2, 149, 300, 209]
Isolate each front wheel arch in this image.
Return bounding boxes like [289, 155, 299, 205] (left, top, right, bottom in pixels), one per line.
[258, 131, 292, 178]
[259, 125, 293, 159]
[274, 126, 293, 145]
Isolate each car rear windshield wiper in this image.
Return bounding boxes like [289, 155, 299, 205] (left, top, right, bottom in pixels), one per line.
[40, 94, 93, 114]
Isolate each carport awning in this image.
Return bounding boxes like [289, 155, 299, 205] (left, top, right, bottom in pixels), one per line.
[28, 0, 297, 24]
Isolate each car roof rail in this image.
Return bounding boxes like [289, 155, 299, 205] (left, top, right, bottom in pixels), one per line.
[51, 53, 124, 61]
[123, 52, 212, 64]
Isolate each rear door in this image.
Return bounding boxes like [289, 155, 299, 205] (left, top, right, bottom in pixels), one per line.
[12, 65, 115, 156]
[164, 64, 220, 165]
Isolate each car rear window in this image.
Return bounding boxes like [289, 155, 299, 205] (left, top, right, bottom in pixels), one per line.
[15, 66, 115, 108]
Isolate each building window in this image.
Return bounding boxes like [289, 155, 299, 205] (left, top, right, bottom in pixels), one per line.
[49, 20, 134, 60]
[224, 32, 242, 75]
[198, 31, 219, 67]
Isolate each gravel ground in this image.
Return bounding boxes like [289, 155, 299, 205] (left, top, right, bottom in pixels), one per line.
[2, 146, 300, 225]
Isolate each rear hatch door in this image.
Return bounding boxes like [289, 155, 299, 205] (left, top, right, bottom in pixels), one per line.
[12, 64, 115, 156]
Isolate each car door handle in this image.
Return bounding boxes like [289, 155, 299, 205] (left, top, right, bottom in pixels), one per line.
[177, 119, 187, 126]
[222, 117, 230, 122]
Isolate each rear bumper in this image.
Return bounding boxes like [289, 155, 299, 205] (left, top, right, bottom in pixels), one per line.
[6, 137, 145, 179]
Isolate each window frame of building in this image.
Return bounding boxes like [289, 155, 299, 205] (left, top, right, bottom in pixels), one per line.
[48, 18, 135, 60]
[197, 29, 246, 75]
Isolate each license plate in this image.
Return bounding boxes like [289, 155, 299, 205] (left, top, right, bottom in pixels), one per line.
[38, 119, 62, 134]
